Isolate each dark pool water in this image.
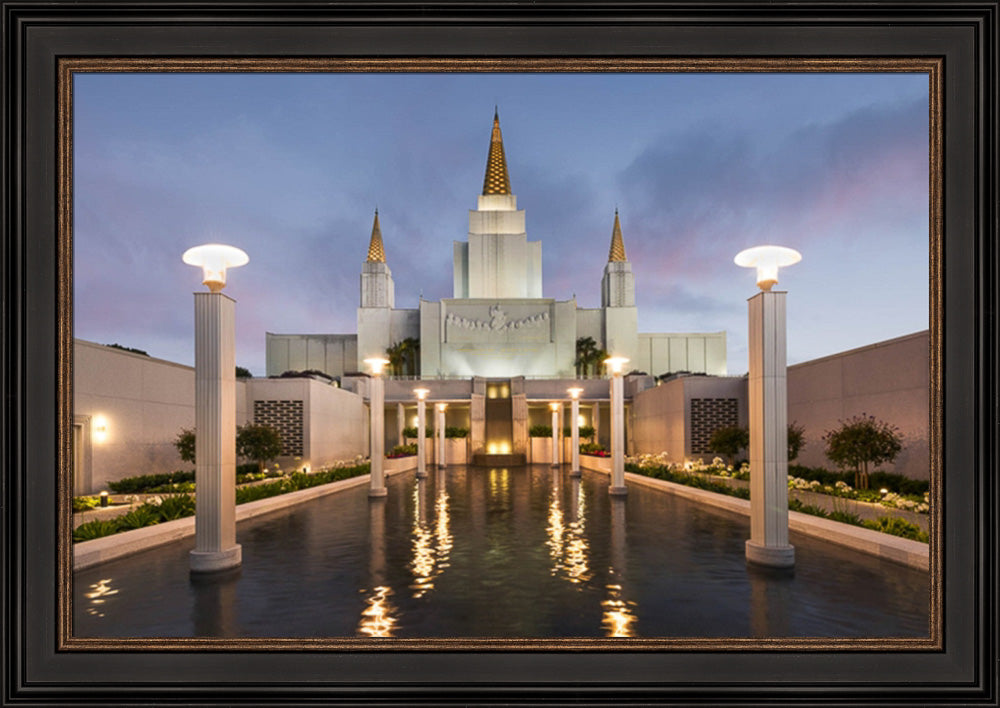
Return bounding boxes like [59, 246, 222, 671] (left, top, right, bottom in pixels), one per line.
[74, 465, 929, 638]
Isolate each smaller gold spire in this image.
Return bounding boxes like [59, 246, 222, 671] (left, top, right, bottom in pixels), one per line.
[482, 109, 512, 195]
[608, 209, 627, 262]
[366, 209, 386, 263]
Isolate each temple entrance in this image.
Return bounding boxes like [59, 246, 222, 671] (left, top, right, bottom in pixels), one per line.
[473, 378, 526, 466]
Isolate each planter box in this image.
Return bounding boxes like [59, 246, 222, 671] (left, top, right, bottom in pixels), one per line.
[530, 436, 558, 464]
[579, 454, 611, 474]
[445, 437, 468, 465]
[384, 455, 417, 474]
[405, 437, 436, 466]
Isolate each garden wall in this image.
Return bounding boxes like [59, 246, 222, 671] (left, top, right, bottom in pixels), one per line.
[73, 340, 250, 494]
[787, 330, 929, 480]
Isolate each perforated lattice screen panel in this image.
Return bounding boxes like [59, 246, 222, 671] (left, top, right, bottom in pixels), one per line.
[253, 399, 304, 457]
[690, 398, 739, 454]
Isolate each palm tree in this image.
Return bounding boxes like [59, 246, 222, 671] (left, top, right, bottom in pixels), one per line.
[385, 341, 406, 376]
[575, 337, 598, 377]
[400, 337, 420, 377]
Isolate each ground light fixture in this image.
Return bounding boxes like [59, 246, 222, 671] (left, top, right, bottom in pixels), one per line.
[567, 387, 584, 478]
[184, 243, 247, 573]
[413, 388, 430, 478]
[738, 244, 801, 569]
[604, 356, 629, 496]
[182, 243, 249, 293]
[365, 358, 391, 498]
[734, 245, 801, 292]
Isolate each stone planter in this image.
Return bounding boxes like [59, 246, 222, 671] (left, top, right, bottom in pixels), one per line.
[445, 437, 468, 464]
[529, 437, 551, 464]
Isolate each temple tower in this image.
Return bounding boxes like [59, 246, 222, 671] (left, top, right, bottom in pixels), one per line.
[358, 210, 396, 365]
[601, 210, 638, 365]
[453, 110, 542, 299]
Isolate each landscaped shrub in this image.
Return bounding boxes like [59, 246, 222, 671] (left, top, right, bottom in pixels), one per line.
[862, 516, 929, 542]
[403, 426, 433, 438]
[529, 424, 552, 437]
[237, 423, 283, 473]
[388, 443, 418, 458]
[73, 519, 121, 542]
[73, 496, 101, 512]
[108, 470, 196, 494]
[444, 427, 469, 438]
[580, 442, 608, 456]
[823, 414, 903, 489]
[156, 494, 196, 520]
[707, 426, 749, 467]
[627, 462, 750, 500]
[115, 504, 162, 530]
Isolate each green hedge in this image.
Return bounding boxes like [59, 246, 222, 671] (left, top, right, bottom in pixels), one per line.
[107, 464, 280, 494]
[75, 463, 371, 543]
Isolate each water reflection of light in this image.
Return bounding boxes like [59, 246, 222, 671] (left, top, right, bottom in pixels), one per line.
[358, 585, 397, 637]
[601, 582, 637, 637]
[84, 578, 119, 617]
[488, 468, 510, 499]
[435, 484, 453, 570]
[549, 475, 591, 585]
[409, 484, 436, 597]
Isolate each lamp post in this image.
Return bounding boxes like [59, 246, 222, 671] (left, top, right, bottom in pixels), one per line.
[568, 387, 583, 477]
[549, 402, 561, 468]
[436, 403, 447, 469]
[735, 245, 801, 569]
[182, 243, 248, 573]
[414, 388, 429, 478]
[604, 356, 629, 497]
[365, 357, 390, 498]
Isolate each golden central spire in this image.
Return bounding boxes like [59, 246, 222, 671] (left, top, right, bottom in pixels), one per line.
[366, 209, 386, 263]
[482, 109, 511, 195]
[608, 209, 627, 262]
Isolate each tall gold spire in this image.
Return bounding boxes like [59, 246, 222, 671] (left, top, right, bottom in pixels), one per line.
[482, 108, 511, 195]
[366, 209, 386, 263]
[608, 209, 627, 262]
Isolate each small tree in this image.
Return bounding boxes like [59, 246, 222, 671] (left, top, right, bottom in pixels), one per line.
[237, 423, 283, 474]
[235, 366, 253, 379]
[787, 421, 806, 462]
[175, 428, 196, 464]
[822, 414, 902, 489]
[708, 425, 749, 467]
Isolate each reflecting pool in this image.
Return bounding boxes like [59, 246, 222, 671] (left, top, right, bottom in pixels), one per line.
[74, 465, 929, 638]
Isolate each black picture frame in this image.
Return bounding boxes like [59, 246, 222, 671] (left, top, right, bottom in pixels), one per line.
[3, 1, 996, 705]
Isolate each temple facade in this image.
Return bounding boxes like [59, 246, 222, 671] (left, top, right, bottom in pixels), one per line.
[266, 111, 726, 381]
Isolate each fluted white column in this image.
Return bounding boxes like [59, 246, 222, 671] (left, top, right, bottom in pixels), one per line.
[570, 398, 581, 477]
[416, 397, 427, 478]
[609, 373, 627, 496]
[369, 374, 387, 498]
[550, 405, 561, 468]
[436, 404, 447, 469]
[397, 403, 405, 446]
[745, 290, 795, 568]
[190, 292, 241, 572]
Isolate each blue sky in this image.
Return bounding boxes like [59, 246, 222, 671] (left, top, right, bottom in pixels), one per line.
[74, 72, 929, 375]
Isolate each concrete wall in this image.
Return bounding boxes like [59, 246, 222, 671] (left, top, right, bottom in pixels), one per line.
[73, 340, 250, 494]
[630, 375, 748, 462]
[265, 333, 358, 377]
[247, 378, 367, 469]
[787, 331, 929, 479]
[634, 331, 728, 377]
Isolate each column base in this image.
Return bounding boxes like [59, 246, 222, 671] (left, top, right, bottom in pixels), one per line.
[550, 463, 560, 469]
[745, 540, 795, 568]
[190, 544, 242, 573]
[569, 469, 582, 478]
[368, 487, 388, 498]
[608, 485, 628, 497]
[416, 470, 427, 478]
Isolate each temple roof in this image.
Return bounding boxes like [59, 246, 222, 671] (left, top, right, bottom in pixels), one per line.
[482, 109, 512, 195]
[366, 210, 386, 263]
[608, 209, 628, 262]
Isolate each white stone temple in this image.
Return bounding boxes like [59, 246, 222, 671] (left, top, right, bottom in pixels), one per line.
[267, 110, 727, 381]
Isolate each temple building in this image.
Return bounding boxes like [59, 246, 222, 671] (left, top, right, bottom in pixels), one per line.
[266, 111, 727, 381]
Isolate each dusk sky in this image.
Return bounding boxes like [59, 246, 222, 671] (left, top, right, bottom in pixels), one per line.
[74, 72, 929, 376]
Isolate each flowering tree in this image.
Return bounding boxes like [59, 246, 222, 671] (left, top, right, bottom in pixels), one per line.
[823, 414, 902, 489]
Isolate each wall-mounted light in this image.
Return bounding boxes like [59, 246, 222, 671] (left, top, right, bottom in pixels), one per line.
[734, 245, 801, 291]
[92, 415, 108, 443]
[182, 243, 249, 292]
[414, 388, 429, 400]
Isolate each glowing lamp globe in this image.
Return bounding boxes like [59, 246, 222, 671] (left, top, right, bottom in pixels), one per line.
[413, 388, 430, 400]
[364, 357, 391, 376]
[604, 356, 630, 375]
[182, 244, 249, 292]
[734, 245, 801, 291]
[567, 387, 584, 400]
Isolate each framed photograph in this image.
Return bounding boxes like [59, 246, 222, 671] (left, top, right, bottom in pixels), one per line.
[3, 1, 996, 705]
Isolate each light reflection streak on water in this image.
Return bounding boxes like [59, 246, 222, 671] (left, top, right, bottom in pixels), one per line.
[548, 476, 591, 585]
[601, 581, 637, 637]
[409, 482, 447, 598]
[488, 467, 510, 500]
[358, 585, 396, 637]
[434, 482, 453, 572]
[84, 578, 118, 617]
